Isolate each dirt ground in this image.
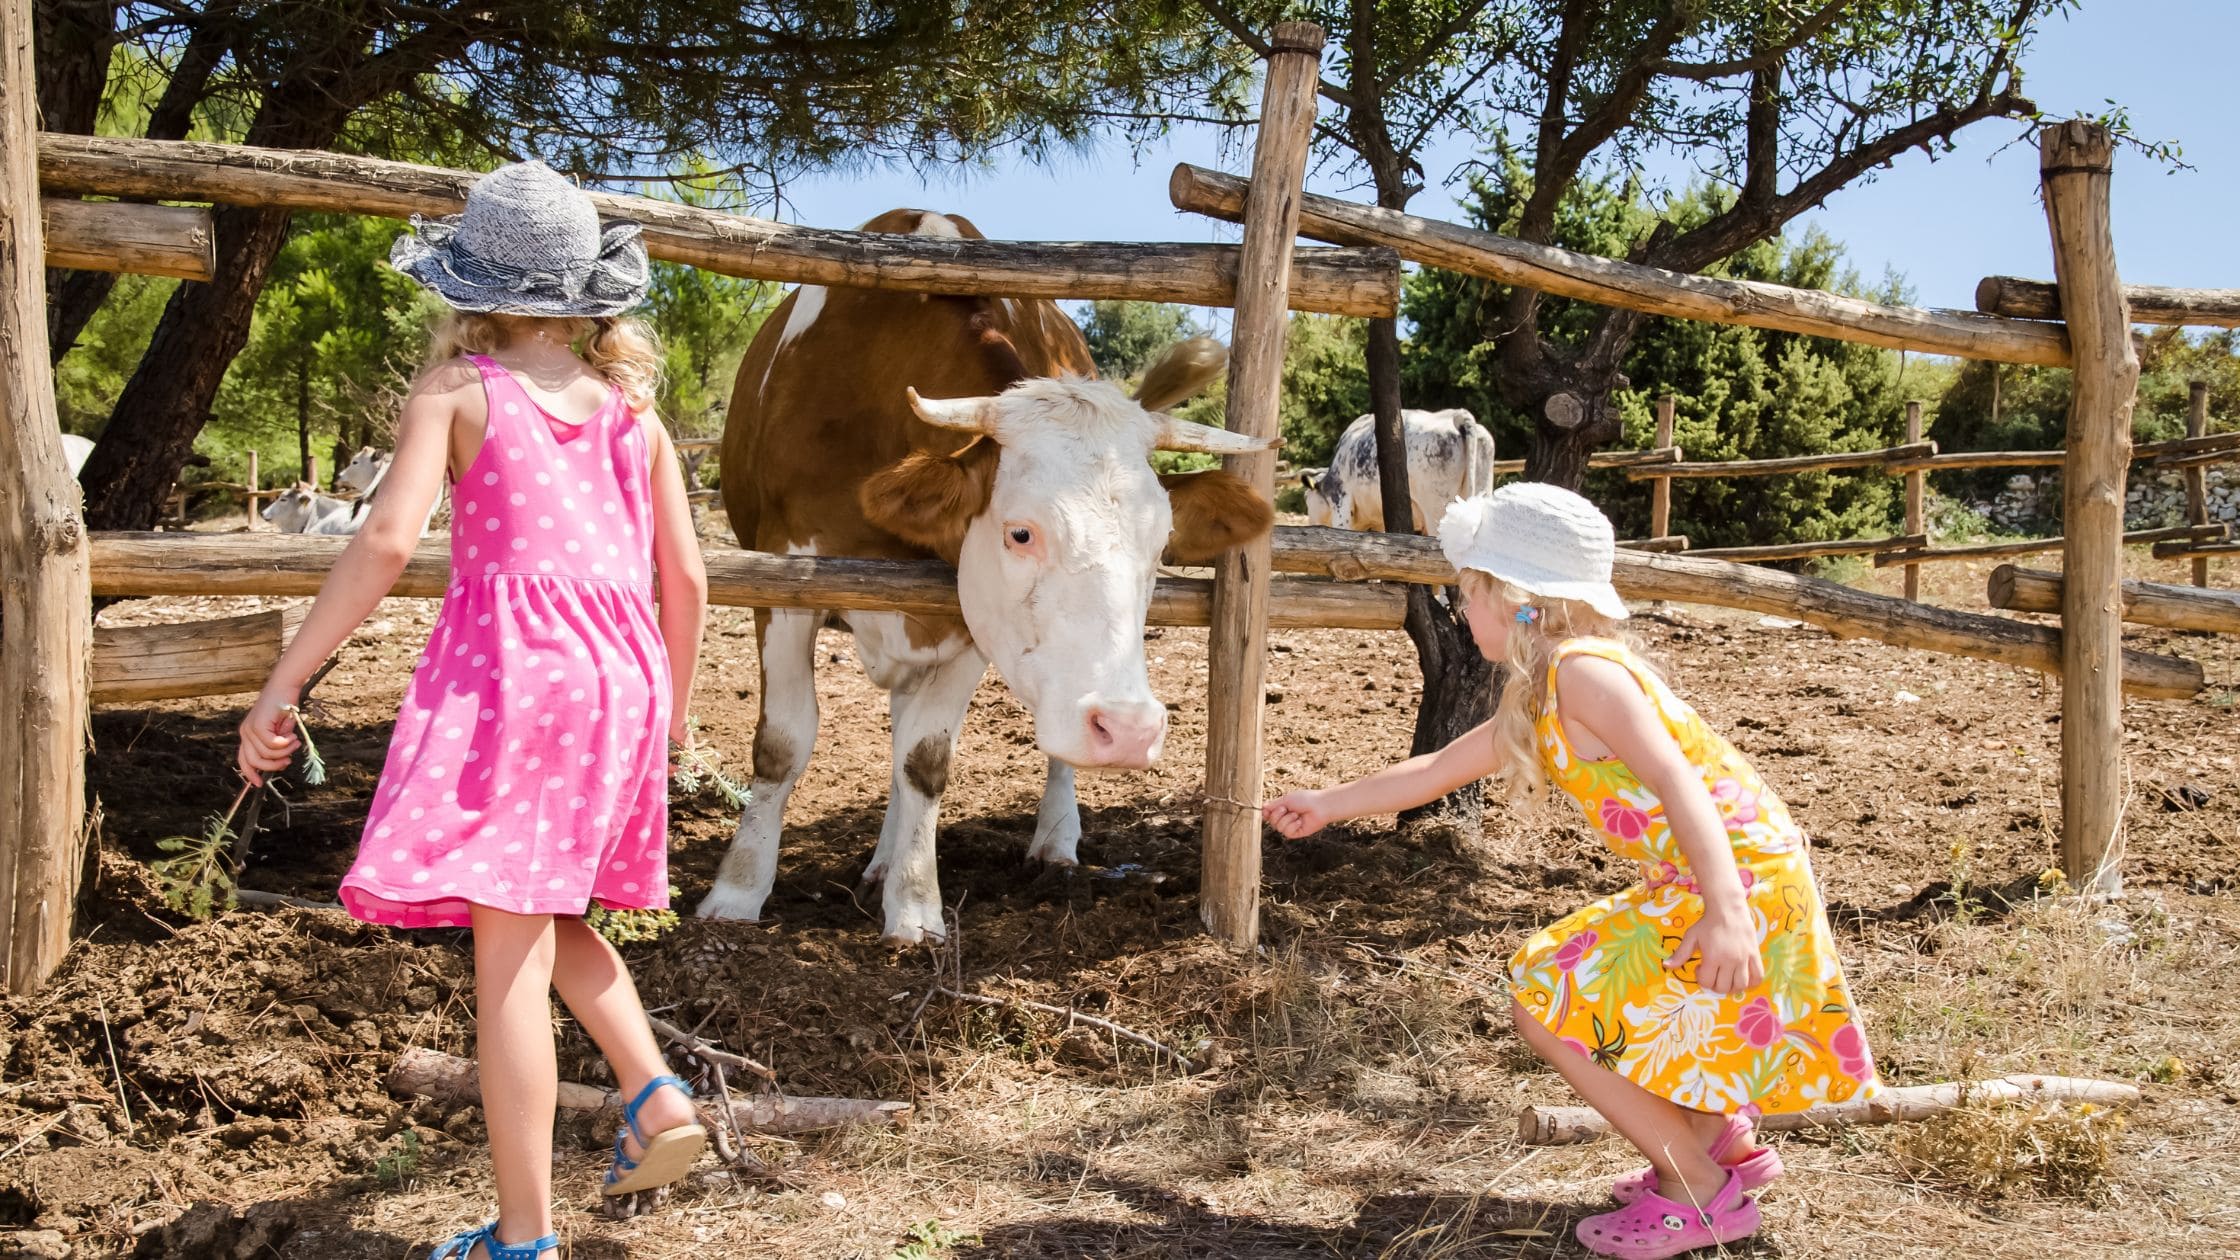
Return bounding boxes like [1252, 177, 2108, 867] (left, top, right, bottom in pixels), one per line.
[5, 540, 2238, 1259]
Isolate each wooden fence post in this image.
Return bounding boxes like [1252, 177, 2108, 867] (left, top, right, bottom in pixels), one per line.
[1903, 400, 1926, 602]
[2042, 121, 2137, 897]
[245, 448, 259, 528]
[0, 0, 94, 993]
[304, 451, 317, 494]
[1200, 21, 1323, 949]
[2186, 380, 2211, 587]
[1650, 393, 1675, 539]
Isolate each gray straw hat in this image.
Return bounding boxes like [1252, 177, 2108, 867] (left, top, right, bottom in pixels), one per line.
[389, 161, 650, 317]
[1438, 482, 1629, 620]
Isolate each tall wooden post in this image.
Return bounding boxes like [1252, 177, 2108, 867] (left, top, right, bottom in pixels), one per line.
[1903, 400, 1926, 602]
[2042, 121, 2137, 897]
[1649, 393, 1675, 540]
[304, 451, 318, 494]
[2185, 380, 2211, 588]
[0, 0, 93, 993]
[1200, 21, 1323, 948]
[245, 448, 259, 528]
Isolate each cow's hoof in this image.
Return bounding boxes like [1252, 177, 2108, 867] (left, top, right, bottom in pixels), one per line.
[881, 901, 948, 948]
[881, 923, 948, 950]
[694, 882, 768, 921]
[1025, 816, 1082, 866]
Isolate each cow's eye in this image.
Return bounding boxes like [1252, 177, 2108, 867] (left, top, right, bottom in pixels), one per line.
[1006, 524, 1034, 549]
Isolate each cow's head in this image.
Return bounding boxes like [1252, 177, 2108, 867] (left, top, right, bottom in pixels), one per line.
[262, 482, 320, 531]
[1299, 468, 1336, 527]
[861, 339, 1273, 770]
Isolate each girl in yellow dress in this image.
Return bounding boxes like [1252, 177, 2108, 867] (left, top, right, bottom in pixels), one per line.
[1265, 482, 1878, 1260]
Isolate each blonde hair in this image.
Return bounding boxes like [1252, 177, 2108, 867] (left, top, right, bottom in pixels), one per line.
[420, 311, 664, 412]
[1461, 567, 1656, 813]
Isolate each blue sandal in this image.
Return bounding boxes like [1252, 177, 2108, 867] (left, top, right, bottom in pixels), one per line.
[601, 1073, 707, 1196]
[431, 1221, 558, 1259]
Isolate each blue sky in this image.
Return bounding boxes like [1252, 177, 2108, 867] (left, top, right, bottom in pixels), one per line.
[773, 2, 2235, 325]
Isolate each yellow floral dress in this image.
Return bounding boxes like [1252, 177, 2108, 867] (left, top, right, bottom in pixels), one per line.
[1509, 638, 1879, 1116]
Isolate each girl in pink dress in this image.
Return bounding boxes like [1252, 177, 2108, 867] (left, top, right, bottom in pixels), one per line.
[236, 161, 710, 1260]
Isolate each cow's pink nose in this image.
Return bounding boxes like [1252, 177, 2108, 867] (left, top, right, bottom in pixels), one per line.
[1084, 702, 1166, 769]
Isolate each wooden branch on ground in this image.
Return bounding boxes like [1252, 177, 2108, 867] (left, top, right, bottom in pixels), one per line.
[647, 1013, 776, 1082]
[1688, 533, 1926, 563]
[1874, 523, 2228, 566]
[1169, 163, 2074, 366]
[83, 530, 2206, 699]
[935, 987, 1203, 1074]
[387, 1046, 909, 1135]
[1626, 442, 1936, 480]
[1262, 526, 2202, 699]
[1518, 1075, 2141, 1145]
[41, 198, 213, 280]
[1976, 275, 2240, 328]
[1989, 565, 2240, 635]
[38, 134, 1399, 318]
[91, 606, 305, 704]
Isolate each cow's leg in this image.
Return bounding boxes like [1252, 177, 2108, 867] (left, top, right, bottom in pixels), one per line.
[1026, 758, 1081, 866]
[871, 644, 986, 945]
[697, 608, 820, 921]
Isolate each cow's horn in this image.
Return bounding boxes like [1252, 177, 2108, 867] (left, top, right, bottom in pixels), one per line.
[1153, 417, 1279, 455]
[905, 388, 999, 434]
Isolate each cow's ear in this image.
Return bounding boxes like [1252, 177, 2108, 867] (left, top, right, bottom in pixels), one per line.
[862, 439, 1000, 563]
[1160, 469, 1274, 564]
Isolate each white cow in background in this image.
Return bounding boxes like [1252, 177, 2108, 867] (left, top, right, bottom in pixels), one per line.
[262, 483, 367, 535]
[333, 445, 441, 536]
[61, 434, 94, 477]
[1300, 408, 1494, 535]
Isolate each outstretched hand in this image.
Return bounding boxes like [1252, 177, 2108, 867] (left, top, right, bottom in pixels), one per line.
[1665, 911, 1765, 995]
[1262, 789, 1335, 839]
[236, 686, 301, 786]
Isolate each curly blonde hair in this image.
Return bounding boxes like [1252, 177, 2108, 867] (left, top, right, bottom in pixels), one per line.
[420, 311, 663, 412]
[1461, 567, 1657, 813]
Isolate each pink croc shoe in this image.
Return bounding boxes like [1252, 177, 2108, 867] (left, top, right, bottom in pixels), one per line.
[1575, 1168, 1760, 1259]
[1610, 1113, 1784, 1204]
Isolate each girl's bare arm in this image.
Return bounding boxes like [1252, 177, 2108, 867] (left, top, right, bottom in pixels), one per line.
[642, 415, 709, 747]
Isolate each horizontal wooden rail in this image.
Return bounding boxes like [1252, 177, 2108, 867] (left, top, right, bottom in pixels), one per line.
[1631, 442, 1937, 481]
[88, 532, 1409, 631]
[1876, 523, 2230, 567]
[1491, 446, 1680, 476]
[2152, 538, 2240, 560]
[1170, 163, 2074, 367]
[1976, 275, 2240, 328]
[1887, 449, 2067, 473]
[1254, 526, 2197, 698]
[1689, 533, 1926, 563]
[41, 197, 213, 280]
[91, 607, 305, 703]
[39, 135, 1400, 318]
[1618, 535, 1690, 553]
[1989, 565, 2240, 635]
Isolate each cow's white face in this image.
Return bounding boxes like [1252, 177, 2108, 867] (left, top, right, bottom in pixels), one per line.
[338, 447, 386, 494]
[262, 484, 318, 531]
[1301, 469, 1335, 527]
[867, 374, 1272, 773]
[958, 381, 1175, 768]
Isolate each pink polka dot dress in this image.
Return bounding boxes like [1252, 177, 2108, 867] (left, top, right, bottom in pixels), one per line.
[340, 354, 670, 927]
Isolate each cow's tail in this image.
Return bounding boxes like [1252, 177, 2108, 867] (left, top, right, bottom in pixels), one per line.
[1135, 336, 1226, 412]
[1457, 409, 1494, 499]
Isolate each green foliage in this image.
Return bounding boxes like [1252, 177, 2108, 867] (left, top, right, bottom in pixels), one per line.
[586, 897, 683, 946]
[1277, 314, 1370, 467]
[1079, 300, 1200, 381]
[1404, 168, 1913, 547]
[371, 1129, 423, 1187]
[889, 1220, 980, 1260]
[150, 791, 248, 920]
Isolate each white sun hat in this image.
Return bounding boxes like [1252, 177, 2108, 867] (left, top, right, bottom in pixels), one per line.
[1437, 482, 1628, 620]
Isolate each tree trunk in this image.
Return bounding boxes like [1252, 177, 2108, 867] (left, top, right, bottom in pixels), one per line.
[295, 356, 311, 476]
[35, 0, 118, 363]
[1366, 316, 1492, 827]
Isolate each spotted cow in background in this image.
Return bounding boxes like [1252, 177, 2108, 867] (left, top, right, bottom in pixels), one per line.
[698, 208, 1274, 944]
[1300, 408, 1494, 534]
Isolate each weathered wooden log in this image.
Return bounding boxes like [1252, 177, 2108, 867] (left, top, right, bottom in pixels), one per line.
[38, 134, 1399, 318]
[82, 530, 2206, 699]
[90, 606, 306, 704]
[1988, 565, 2240, 635]
[1627, 442, 1936, 481]
[1518, 1075, 2140, 1146]
[1, 3, 93, 995]
[1490, 445, 1680, 476]
[1875, 523, 2227, 566]
[2152, 538, 2240, 560]
[1689, 533, 1926, 563]
[85, 532, 1409, 630]
[1886, 449, 2067, 473]
[1976, 274, 2240, 328]
[40, 197, 214, 280]
[1201, 22, 1324, 951]
[386, 1047, 910, 1136]
[1883, 433, 2238, 475]
[1170, 163, 2074, 367]
[1617, 535, 1689, 553]
[2186, 383, 2213, 586]
[2043, 122, 2137, 898]
[1903, 401, 1927, 601]
[1259, 526, 2201, 699]
[1649, 394, 1677, 542]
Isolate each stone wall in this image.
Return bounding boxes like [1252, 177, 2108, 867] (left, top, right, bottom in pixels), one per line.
[1976, 465, 2238, 536]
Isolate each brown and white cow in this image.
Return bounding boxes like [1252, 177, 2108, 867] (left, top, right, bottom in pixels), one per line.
[697, 209, 1274, 944]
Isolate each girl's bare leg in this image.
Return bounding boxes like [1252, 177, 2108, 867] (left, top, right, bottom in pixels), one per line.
[551, 917, 695, 1152]
[469, 906, 562, 1248]
[1511, 1001, 1730, 1204]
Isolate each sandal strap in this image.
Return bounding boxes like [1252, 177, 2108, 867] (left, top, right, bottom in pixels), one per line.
[433, 1222, 559, 1259]
[620, 1072, 694, 1145]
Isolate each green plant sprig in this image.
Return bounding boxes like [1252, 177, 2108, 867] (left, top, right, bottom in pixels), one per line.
[150, 782, 254, 919]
